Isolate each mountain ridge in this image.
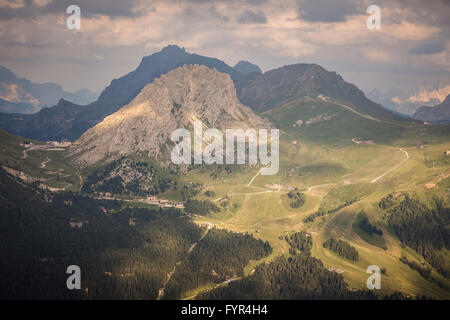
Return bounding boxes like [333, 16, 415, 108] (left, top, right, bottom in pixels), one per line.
[234, 61, 262, 74]
[413, 94, 450, 123]
[366, 87, 447, 116]
[69, 64, 269, 167]
[235, 63, 406, 122]
[0, 65, 97, 114]
[0, 45, 245, 141]
[0, 45, 409, 141]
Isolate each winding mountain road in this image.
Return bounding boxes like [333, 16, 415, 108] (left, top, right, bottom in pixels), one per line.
[182, 277, 242, 300]
[247, 166, 269, 186]
[370, 148, 409, 183]
[319, 96, 385, 123]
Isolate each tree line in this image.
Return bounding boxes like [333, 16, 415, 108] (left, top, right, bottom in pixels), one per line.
[287, 191, 305, 208]
[399, 255, 432, 281]
[359, 215, 383, 236]
[284, 231, 312, 255]
[184, 199, 220, 215]
[163, 229, 272, 299]
[322, 238, 359, 261]
[303, 198, 359, 223]
[198, 254, 375, 300]
[381, 194, 449, 278]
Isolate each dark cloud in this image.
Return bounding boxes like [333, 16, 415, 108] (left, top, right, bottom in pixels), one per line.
[180, 5, 230, 24]
[409, 42, 446, 55]
[379, 0, 450, 28]
[0, 0, 448, 95]
[170, 0, 267, 3]
[237, 9, 267, 24]
[297, 0, 358, 23]
[0, 0, 143, 20]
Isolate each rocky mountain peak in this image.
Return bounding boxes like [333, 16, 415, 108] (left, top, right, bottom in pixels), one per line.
[234, 61, 262, 74]
[69, 64, 270, 167]
[160, 44, 186, 53]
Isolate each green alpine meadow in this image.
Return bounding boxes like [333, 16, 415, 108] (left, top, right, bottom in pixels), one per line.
[0, 1, 448, 304]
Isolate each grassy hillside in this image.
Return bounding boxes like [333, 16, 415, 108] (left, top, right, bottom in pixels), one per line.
[186, 100, 450, 299]
[235, 63, 407, 122]
[1, 94, 450, 299]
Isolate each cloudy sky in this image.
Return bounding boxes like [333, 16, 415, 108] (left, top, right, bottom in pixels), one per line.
[0, 0, 448, 97]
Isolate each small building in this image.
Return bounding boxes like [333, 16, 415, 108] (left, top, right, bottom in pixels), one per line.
[69, 219, 88, 228]
[146, 196, 161, 205]
[174, 202, 184, 209]
[69, 220, 83, 228]
[199, 222, 215, 230]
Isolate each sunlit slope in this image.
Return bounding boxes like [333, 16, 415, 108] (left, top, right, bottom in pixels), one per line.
[310, 201, 450, 299]
[235, 63, 407, 122]
[187, 97, 450, 299]
[2, 91, 450, 299]
[265, 97, 450, 145]
[193, 160, 450, 299]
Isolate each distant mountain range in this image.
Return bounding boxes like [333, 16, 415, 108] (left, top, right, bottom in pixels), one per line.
[413, 94, 450, 123]
[0, 45, 247, 141]
[0, 66, 97, 114]
[0, 45, 406, 141]
[366, 87, 449, 116]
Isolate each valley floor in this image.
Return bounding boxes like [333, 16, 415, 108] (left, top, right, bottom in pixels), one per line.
[1, 125, 449, 299]
[188, 141, 450, 299]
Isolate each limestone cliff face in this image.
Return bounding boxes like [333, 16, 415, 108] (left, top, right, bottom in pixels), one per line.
[69, 65, 270, 167]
